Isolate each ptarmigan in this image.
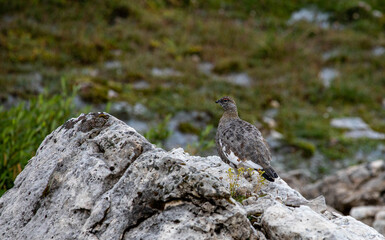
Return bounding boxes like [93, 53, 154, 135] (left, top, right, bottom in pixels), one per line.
[215, 96, 278, 182]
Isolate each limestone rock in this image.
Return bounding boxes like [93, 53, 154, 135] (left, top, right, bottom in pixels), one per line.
[0, 112, 384, 240]
[374, 210, 385, 236]
[303, 160, 385, 214]
[262, 204, 382, 240]
[350, 206, 385, 226]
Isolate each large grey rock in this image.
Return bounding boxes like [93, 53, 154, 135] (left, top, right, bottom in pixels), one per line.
[0, 113, 384, 240]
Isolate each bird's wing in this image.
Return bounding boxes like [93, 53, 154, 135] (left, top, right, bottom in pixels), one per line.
[217, 119, 272, 170]
[215, 129, 236, 168]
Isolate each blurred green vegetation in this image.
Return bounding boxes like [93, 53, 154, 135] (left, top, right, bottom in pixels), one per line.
[186, 125, 216, 155]
[1, 0, 385, 195]
[144, 115, 172, 147]
[0, 80, 82, 196]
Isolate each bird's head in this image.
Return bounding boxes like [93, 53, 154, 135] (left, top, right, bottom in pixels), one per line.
[215, 96, 237, 112]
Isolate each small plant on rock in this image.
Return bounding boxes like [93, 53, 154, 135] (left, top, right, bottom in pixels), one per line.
[226, 167, 267, 202]
[227, 167, 244, 197]
[254, 169, 267, 194]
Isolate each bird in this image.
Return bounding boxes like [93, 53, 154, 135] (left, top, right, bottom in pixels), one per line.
[215, 96, 278, 182]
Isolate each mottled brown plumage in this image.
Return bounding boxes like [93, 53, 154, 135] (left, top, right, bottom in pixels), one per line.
[215, 96, 278, 182]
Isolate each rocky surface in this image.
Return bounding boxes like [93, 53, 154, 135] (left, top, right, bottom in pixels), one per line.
[374, 210, 385, 236]
[350, 206, 385, 226]
[291, 159, 385, 235]
[0, 112, 384, 240]
[302, 160, 385, 214]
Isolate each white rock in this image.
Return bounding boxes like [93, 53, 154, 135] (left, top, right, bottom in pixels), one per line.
[224, 73, 252, 87]
[104, 60, 122, 69]
[318, 67, 339, 87]
[16, 72, 44, 93]
[331, 117, 385, 139]
[358, 1, 372, 11]
[265, 130, 284, 149]
[151, 68, 182, 77]
[270, 100, 280, 108]
[331, 117, 369, 130]
[107, 89, 118, 99]
[350, 206, 385, 226]
[269, 130, 284, 140]
[263, 204, 383, 240]
[322, 49, 340, 61]
[288, 8, 330, 29]
[373, 10, 383, 18]
[263, 116, 277, 129]
[132, 80, 150, 90]
[133, 103, 148, 117]
[197, 62, 214, 75]
[264, 108, 279, 119]
[372, 46, 385, 56]
[345, 129, 385, 140]
[80, 68, 99, 77]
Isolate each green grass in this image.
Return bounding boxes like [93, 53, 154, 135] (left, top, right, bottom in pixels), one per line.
[0, 0, 385, 194]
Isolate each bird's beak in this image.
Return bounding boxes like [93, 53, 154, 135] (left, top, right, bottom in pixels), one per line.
[215, 100, 220, 104]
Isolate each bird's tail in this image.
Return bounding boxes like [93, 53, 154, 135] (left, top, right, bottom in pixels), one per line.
[262, 167, 278, 182]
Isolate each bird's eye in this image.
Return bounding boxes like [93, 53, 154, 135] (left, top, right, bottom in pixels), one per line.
[223, 99, 229, 102]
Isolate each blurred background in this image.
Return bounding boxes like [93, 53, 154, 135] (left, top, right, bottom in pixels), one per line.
[1, 0, 385, 196]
